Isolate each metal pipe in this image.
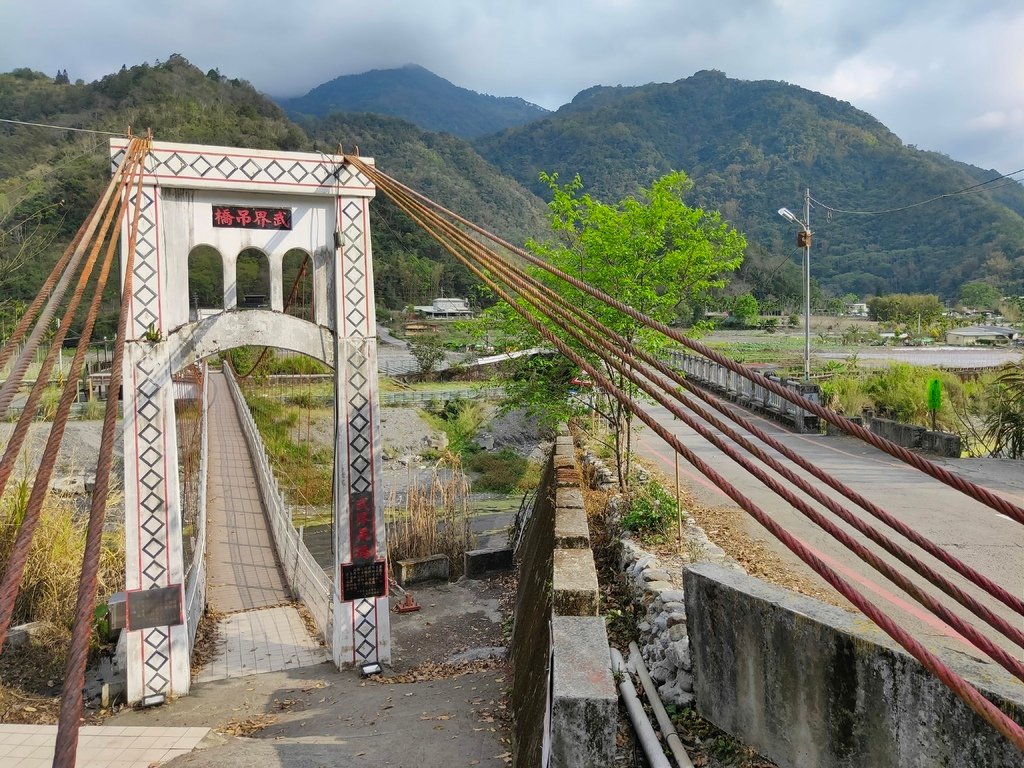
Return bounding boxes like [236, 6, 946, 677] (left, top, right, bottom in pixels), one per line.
[610, 647, 671, 768]
[629, 642, 694, 768]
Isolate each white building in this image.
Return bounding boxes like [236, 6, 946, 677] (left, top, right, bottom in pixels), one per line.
[945, 325, 1020, 345]
[413, 298, 473, 318]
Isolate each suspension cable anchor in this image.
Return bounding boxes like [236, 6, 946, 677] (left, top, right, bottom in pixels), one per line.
[394, 592, 421, 613]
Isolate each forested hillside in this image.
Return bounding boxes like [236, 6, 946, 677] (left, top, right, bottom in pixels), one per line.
[0, 57, 544, 328]
[475, 70, 1024, 299]
[4, 58, 1024, 332]
[278, 65, 549, 139]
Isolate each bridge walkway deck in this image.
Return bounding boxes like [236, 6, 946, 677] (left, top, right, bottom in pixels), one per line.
[195, 372, 327, 683]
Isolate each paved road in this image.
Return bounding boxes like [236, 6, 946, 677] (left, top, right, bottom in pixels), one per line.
[816, 345, 1022, 369]
[634, 401, 1024, 667]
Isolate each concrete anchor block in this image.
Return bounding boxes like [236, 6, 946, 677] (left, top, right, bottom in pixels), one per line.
[554, 503, 590, 549]
[464, 547, 514, 578]
[396, 554, 449, 586]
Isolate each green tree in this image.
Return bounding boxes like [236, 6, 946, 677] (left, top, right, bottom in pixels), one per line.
[409, 334, 447, 376]
[958, 281, 1002, 311]
[732, 293, 759, 326]
[489, 170, 745, 489]
[983, 362, 1024, 459]
[866, 293, 943, 325]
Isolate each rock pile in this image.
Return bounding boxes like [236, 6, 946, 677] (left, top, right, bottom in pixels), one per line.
[618, 537, 696, 707]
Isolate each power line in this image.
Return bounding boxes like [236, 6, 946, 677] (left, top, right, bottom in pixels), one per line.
[810, 166, 1024, 216]
[0, 117, 122, 137]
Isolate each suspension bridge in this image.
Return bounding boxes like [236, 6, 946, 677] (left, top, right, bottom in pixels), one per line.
[0, 136, 1022, 766]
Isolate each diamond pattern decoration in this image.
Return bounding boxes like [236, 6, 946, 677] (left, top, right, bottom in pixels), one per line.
[143, 628, 170, 695]
[140, 512, 164, 536]
[143, 560, 167, 585]
[189, 155, 213, 176]
[164, 153, 186, 175]
[142, 537, 166, 559]
[353, 599, 378, 662]
[114, 143, 370, 191]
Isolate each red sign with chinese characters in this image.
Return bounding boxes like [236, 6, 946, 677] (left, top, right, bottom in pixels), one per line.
[349, 491, 376, 564]
[212, 205, 291, 230]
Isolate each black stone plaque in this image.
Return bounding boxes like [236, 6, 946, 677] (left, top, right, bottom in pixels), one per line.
[125, 585, 183, 630]
[341, 561, 386, 601]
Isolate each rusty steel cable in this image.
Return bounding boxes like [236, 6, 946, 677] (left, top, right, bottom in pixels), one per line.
[0, 156, 134, 420]
[0, 157, 132, 508]
[53, 136, 151, 768]
[410, 191, 1024, 622]
[358, 160, 1024, 527]
[358, 165, 1024, 750]
[370, 171, 1024, 674]
[0, 138, 146, 656]
[0, 195, 102, 374]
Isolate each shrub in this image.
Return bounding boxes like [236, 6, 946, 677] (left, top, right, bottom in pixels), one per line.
[386, 455, 473, 579]
[621, 478, 679, 537]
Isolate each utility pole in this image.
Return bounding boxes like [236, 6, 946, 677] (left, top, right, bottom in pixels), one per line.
[777, 191, 813, 380]
[803, 187, 811, 382]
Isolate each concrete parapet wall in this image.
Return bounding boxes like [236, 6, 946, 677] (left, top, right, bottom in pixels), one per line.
[395, 554, 449, 586]
[667, 350, 821, 433]
[685, 562, 1023, 768]
[511, 430, 616, 768]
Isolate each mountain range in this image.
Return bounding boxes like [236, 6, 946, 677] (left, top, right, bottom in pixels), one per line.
[277, 64, 549, 139]
[1, 56, 1022, 323]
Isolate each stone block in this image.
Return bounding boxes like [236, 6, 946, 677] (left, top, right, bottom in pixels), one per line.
[556, 486, 585, 509]
[553, 548, 599, 616]
[464, 546, 514, 578]
[550, 616, 617, 768]
[554, 501, 590, 549]
[396, 554, 449, 586]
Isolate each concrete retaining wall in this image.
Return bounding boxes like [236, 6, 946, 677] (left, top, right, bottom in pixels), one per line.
[685, 562, 1024, 768]
[868, 415, 962, 457]
[510, 430, 617, 768]
[224, 366, 334, 649]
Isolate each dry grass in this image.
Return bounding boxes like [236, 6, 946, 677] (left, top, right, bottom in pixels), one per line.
[386, 453, 474, 580]
[0, 481, 125, 723]
[0, 480, 125, 637]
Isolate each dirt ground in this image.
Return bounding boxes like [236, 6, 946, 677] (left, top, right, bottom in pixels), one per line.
[634, 455, 845, 607]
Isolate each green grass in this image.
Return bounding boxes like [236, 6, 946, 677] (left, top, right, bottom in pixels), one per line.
[466, 449, 540, 493]
[243, 392, 334, 506]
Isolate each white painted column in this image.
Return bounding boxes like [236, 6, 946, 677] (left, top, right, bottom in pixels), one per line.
[121, 183, 190, 703]
[332, 190, 391, 668]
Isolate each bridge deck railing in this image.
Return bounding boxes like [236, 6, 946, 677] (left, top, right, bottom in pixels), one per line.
[666, 350, 821, 433]
[223, 366, 334, 649]
[183, 362, 209, 651]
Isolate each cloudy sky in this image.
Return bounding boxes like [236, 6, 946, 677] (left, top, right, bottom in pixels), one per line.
[2, 0, 1022, 173]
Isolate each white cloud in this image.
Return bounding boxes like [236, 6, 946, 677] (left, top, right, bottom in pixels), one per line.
[0, 0, 1022, 170]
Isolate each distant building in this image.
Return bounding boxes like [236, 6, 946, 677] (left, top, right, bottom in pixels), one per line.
[945, 325, 1020, 345]
[847, 302, 869, 316]
[412, 298, 473, 318]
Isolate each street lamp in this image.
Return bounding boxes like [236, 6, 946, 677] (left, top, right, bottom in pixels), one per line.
[777, 188, 812, 380]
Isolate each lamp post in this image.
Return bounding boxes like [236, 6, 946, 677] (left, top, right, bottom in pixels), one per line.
[778, 188, 812, 381]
